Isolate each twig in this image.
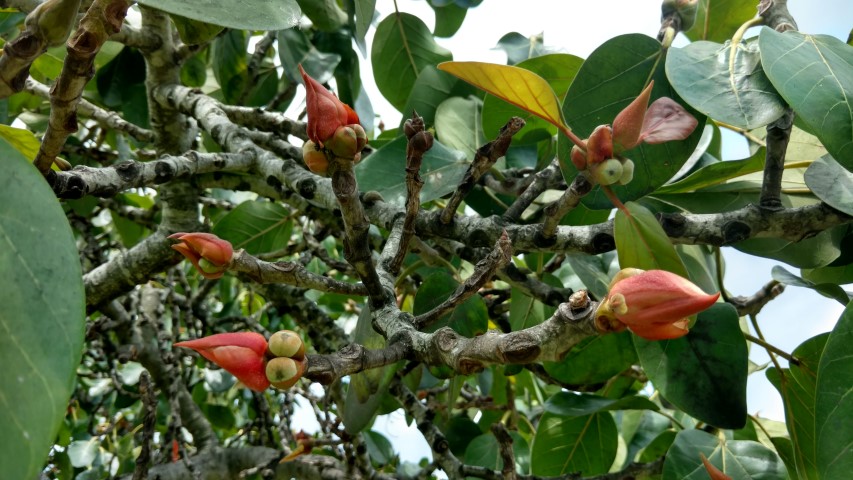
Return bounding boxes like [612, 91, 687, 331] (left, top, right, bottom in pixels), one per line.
[744, 332, 800, 366]
[132, 371, 156, 480]
[540, 174, 594, 238]
[727, 279, 785, 317]
[414, 231, 512, 330]
[441, 117, 526, 224]
[490, 423, 517, 480]
[34, 0, 130, 174]
[228, 249, 368, 296]
[503, 159, 563, 222]
[388, 112, 434, 274]
[239, 31, 277, 104]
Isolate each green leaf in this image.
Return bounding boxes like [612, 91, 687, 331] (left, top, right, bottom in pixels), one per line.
[509, 287, 545, 331]
[96, 46, 147, 108]
[815, 301, 853, 480]
[170, 14, 224, 45]
[494, 32, 550, 65]
[765, 333, 828, 480]
[363, 430, 395, 465]
[355, 136, 468, 206]
[543, 331, 637, 386]
[565, 252, 615, 300]
[662, 430, 788, 480]
[530, 412, 618, 476]
[481, 53, 584, 145]
[435, 96, 485, 159]
[736, 224, 845, 269]
[397, 66, 479, 130]
[295, 0, 347, 31]
[181, 54, 207, 87]
[431, 1, 466, 38]
[760, 28, 853, 170]
[636, 303, 747, 429]
[803, 264, 853, 286]
[544, 392, 659, 417]
[438, 61, 566, 132]
[464, 431, 530, 475]
[657, 147, 765, 194]
[212, 200, 293, 255]
[278, 29, 341, 85]
[137, 0, 301, 30]
[771, 265, 850, 305]
[211, 30, 248, 104]
[558, 34, 704, 209]
[805, 154, 853, 216]
[371, 13, 453, 111]
[412, 271, 488, 337]
[0, 143, 85, 480]
[685, 0, 757, 43]
[444, 415, 482, 455]
[614, 201, 688, 276]
[354, 0, 376, 45]
[666, 40, 785, 129]
[637, 430, 677, 463]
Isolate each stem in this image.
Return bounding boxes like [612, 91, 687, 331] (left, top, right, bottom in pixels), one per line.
[744, 332, 800, 366]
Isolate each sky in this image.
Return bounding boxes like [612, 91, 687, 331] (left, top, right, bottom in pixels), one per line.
[347, 0, 853, 466]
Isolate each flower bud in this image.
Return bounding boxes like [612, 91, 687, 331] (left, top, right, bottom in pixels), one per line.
[268, 330, 305, 359]
[26, 0, 82, 48]
[596, 269, 720, 340]
[586, 125, 613, 165]
[590, 158, 624, 186]
[303, 140, 329, 175]
[325, 124, 368, 159]
[175, 332, 270, 391]
[300, 64, 360, 146]
[612, 82, 653, 152]
[169, 232, 233, 279]
[618, 159, 635, 185]
[266, 356, 306, 389]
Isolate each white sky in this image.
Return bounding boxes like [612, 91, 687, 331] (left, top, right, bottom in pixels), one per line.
[351, 0, 852, 466]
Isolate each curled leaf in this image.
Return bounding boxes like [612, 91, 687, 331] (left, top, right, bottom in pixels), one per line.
[638, 97, 698, 144]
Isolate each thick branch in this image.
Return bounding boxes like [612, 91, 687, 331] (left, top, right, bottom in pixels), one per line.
[541, 174, 594, 238]
[229, 249, 368, 296]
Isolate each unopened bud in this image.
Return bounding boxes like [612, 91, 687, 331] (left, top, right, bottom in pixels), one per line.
[586, 125, 613, 165]
[618, 159, 635, 185]
[326, 124, 368, 159]
[26, 0, 82, 48]
[268, 330, 305, 359]
[303, 140, 329, 175]
[570, 145, 587, 170]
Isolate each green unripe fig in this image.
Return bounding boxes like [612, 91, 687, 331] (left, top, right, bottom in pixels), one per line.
[268, 330, 305, 359]
[265, 356, 305, 389]
[326, 124, 368, 159]
[618, 159, 635, 185]
[591, 158, 624, 186]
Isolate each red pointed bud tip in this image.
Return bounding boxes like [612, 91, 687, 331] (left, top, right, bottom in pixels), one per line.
[325, 124, 368, 159]
[612, 81, 653, 152]
[570, 145, 587, 170]
[590, 158, 624, 186]
[268, 330, 305, 360]
[169, 232, 233, 279]
[700, 453, 733, 480]
[596, 269, 720, 340]
[266, 356, 306, 389]
[299, 64, 359, 146]
[175, 332, 270, 391]
[586, 125, 613, 165]
[302, 140, 329, 175]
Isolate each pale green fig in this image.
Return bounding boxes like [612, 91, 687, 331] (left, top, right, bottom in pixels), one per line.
[268, 330, 305, 359]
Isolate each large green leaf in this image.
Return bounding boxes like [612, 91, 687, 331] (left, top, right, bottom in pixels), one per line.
[766, 333, 828, 480]
[509, 287, 545, 331]
[212, 201, 293, 255]
[544, 392, 659, 417]
[278, 29, 341, 85]
[760, 28, 853, 170]
[635, 303, 747, 429]
[371, 13, 453, 111]
[667, 40, 785, 129]
[614, 201, 688, 276]
[355, 137, 468, 206]
[434, 96, 485, 159]
[481, 53, 584, 144]
[558, 34, 704, 209]
[771, 265, 850, 306]
[0, 144, 85, 480]
[530, 412, 618, 476]
[211, 30, 248, 105]
[815, 302, 853, 480]
[543, 331, 637, 386]
[805, 154, 853, 216]
[430, 1, 467, 38]
[137, 0, 300, 30]
[656, 147, 765, 194]
[662, 430, 788, 480]
[684, 0, 758, 43]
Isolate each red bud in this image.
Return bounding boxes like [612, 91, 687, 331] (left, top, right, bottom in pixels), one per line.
[612, 81, 654, 152]
[175, 332, 270, 391]
[700, 453, 733, 480]
[299, 64, 360, 146]
[169, 232, 233, 279]
[586, 125, 613, 165]
[596, 269, 719, 340]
